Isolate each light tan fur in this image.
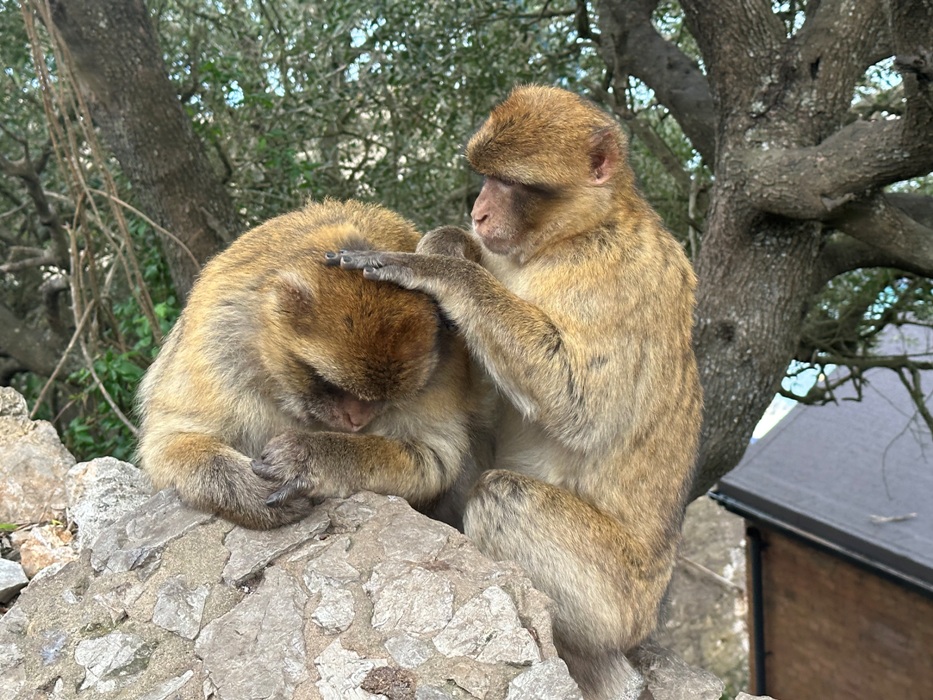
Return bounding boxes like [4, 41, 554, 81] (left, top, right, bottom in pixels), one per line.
[334, 86, 702, 699]
[137, 199, 482, 529]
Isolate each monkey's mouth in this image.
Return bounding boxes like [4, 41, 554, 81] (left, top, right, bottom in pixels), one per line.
[324, 397, 384, 433]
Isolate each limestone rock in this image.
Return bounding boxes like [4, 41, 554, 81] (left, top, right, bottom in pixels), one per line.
[65, 457, 153, 551]
[11, 524, 77, 578]
[0, 389, 74, 524]
[0, 558, 28, 603]
[0, 490, 580, 699]
[631, 641, 725, 700]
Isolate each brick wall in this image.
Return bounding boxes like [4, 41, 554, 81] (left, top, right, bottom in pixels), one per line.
[748, 526, 933, 700]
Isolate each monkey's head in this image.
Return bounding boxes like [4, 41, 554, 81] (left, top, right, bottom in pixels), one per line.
[260, 263, 441, 433]
[465, 85, 634, 259]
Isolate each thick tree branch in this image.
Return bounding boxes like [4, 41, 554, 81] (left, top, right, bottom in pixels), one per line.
[741, 118, 933, 219]
[0, 148, 70, 268]
[820, 193, 933, 278]
[680, 0, 785, 110]
[796, 0, 890, 89]
[596, 0, 715, 161]
[0, 301, 63, 377]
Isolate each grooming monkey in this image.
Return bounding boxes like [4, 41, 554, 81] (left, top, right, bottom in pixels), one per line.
[331, 86, 702, 698]
[136, 199, 481, 530]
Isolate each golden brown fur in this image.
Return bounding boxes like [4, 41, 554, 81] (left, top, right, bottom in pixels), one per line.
[137, 199, 481, 529]
[334, 86, 702, 699]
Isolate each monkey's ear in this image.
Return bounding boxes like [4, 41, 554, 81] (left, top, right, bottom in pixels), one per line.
[589, 128, 620, 185]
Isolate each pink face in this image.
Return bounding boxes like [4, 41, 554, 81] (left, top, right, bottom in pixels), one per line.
[323, 391, 385, 433]
[471, 177, 523, 255]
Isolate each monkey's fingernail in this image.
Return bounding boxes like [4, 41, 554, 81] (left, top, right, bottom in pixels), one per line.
[364, 266, 376, 274]
[267, 488, 289, 507]
[324, 251, 337, 259]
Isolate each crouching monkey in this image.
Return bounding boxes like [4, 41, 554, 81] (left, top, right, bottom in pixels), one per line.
[137, 199, 482, 530]
[330, 86, 702, 699]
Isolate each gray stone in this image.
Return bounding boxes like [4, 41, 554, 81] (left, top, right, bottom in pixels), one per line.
[433, 586, 540, 665]
[0, 641, 25, 700]
[66, 457, 153, 551]
[0, 387, 29, 418]
[74, 630, 153, 692]
[0, 558, 28, 603]
[0, 489, 594, 699]
[137, 670, 196, 700]
[0, 388, 74, 523]
[221, 507, 330, 585]
[369, 562, 455, 636]
[151, 574, 209, 639]
[195, 567, 309, 699]
[378, 507, 451, 561]
[507, 658, 584, 700]
[315, 638, 389, 700]
[90, 489, 213, 576]
[385, 632, 436, 669]
[304, 534, 360, 581]
[307, 573, 356, 633]
[632, 641, 725, 700]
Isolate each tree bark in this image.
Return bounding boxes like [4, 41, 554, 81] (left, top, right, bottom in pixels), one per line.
[600, 0, 933, 497]
[44, 0, 240, 299]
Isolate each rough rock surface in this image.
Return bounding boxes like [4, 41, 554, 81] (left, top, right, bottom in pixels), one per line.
[0, 558, 28, 603]
[10, 524, 77, 578]
[66, 457, 153, 551]
[0, 489, 584, 700]
[0, 387, 75, 523]
[656, 496, 748, 691]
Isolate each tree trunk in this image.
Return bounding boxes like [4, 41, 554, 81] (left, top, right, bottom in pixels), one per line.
[45, 0, 240, 299]
[599, 0, 933, 497]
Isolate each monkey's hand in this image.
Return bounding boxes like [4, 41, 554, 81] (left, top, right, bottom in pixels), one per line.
[324, 249, 421, 289]
[417, 226, 483, 262]
[252, 431, 330, 507]
[324, 249, 477, 300]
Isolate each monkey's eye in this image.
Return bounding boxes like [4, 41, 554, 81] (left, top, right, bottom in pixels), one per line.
[297, 359, 343, 396]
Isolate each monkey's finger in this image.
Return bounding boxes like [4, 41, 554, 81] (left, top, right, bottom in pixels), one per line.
[266, 482, 300, 507]
[335, 251, 388, 270]
[362, 263, 417, 290]
[251, 458, 282, 481]
[323, 251, 341, 267]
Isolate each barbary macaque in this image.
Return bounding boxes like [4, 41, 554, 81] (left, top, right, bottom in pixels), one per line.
[137, 199, 481, 530]
[330, 86, 702, 699]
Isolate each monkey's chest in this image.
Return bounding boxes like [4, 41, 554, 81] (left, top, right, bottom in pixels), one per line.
[494, 405, 582, 485]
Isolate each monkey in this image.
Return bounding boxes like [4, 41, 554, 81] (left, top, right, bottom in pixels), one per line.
[328, 86, 702, 699]
[136, 199, 482, 530]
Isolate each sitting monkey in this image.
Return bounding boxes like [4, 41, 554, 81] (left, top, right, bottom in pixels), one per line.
[137, 199, 482, 529]
[330, 87, 703, 700]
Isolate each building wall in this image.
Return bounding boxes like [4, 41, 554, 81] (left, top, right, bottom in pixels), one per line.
[748, 526, 933, 700]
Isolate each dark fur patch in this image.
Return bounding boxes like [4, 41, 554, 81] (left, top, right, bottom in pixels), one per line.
[336, 234, 373, 252]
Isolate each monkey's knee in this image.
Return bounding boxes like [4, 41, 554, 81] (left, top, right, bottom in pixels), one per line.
[462, 469, 536, 554]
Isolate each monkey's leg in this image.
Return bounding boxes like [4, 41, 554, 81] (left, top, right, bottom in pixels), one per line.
[152, 432, 315, 529]
[463, 469, 672, 699]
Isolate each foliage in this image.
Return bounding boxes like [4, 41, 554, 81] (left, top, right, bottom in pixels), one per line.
[0, 0, 931, 464]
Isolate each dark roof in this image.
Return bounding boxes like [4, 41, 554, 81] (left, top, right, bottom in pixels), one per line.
[715, 326, 933, 591]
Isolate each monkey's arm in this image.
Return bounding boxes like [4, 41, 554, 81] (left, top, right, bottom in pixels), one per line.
[328, 251, 588, 443]
[144, 431, 316, 529]
[416, 226, 484, 262]
[252, 430, 462, 508]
